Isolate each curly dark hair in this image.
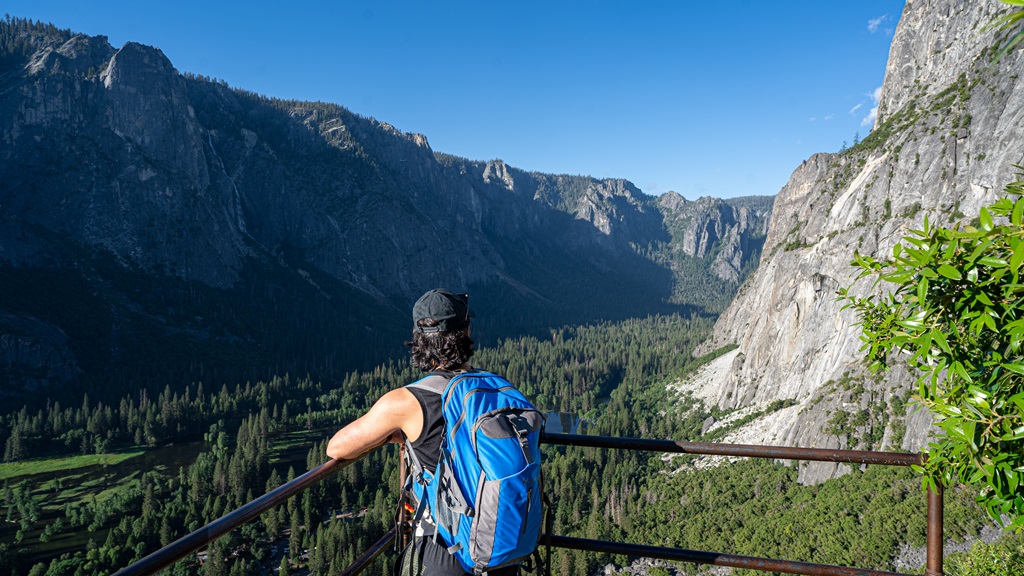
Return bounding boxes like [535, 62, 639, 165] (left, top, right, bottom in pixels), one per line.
[407, 318, 475, 371]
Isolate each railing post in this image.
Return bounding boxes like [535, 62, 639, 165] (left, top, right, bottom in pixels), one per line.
[399, 444, 410, 549]
[926, 484, 943, 576]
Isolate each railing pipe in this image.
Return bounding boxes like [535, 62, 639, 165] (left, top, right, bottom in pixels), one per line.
[550, 535, 909, 576]
[543, 433, 923, 466]
[111, 457, 350, 576]
[338, 527, 397, 576]
[111, 433, 941, 576]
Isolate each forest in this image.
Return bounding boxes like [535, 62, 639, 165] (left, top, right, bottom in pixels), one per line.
[0, 312, 1015, 576]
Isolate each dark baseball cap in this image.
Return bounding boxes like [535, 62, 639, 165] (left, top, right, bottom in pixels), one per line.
[412, 289, 475, 333]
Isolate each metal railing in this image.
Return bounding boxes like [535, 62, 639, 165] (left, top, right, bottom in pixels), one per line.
[113, 432, 943, 576]
[543, 434, 941, 576]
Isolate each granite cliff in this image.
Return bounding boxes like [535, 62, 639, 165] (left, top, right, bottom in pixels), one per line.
[683, 0, 1024, 483]
[0, 18, 771, 402]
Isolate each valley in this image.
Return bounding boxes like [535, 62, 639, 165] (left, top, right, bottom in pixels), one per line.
[2, 0, 1024, 574]
[0, 315, 1008, 575]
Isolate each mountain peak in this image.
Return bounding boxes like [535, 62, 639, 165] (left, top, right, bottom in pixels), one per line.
[656, 190, 688, 211]
[101, 41, 176, 88]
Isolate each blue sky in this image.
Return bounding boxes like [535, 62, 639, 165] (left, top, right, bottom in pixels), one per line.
[6, 1, 905, 199]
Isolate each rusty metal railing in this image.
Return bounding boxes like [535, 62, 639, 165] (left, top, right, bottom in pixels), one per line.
[111, 457, 352, 576]
[544, 434, 941, 576]
[112, 432, 943, 576]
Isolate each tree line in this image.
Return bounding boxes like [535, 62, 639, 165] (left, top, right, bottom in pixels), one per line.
[1, 314, 712, 574]
[0, 310, 1003, 575]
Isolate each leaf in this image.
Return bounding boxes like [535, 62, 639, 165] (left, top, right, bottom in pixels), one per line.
[964, 420, 978, 450]
[1002, 426, 1024, 441]
[1001, 363, 1024, 375]
[1012, 241, 1024, 272]
[983, 463, 996, 482]
[978, 256, 1009, 267]
[943, 236, 961, 260]
[883, 271, 915, 284]
[970, 315, 987, 335]
[968, 267, 980, 283]
[899, 311, 927, 330]
[951, 361, 974, 384]
[980, 207, 994, 231]
[938, 264, 963, 280]
[1011, 392, 1024, 412]
[983, 313, 998, 333]
[968, 238, 997, 263]
[931, 330, 951, 354]
[966, 386, 991, 410]
[913, 331, 934, 358]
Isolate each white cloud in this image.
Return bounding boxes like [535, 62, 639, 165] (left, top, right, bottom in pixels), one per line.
[868, 15, 887, 33]
[861, 86, 883, 127]
[861, 107, 878, 127]
[849, 103, 863, 115]
[824, 113, 834, 121]
[809, 116, 817, 122]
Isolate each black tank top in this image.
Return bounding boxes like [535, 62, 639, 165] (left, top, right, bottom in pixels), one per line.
[407, 383, 444, 472]
[405, 369, 476, 472]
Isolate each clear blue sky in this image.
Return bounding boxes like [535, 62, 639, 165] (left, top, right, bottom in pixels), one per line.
[6, 1, 905, 199]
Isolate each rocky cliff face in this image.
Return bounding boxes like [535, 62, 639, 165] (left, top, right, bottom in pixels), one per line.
[0, 19, 772, 401]
[686, 0, 1024, 484]
[658, 193, 771, 284]
[0, 312, 80, 394]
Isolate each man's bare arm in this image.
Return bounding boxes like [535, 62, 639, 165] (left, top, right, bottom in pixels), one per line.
[326, 387, 422, 460]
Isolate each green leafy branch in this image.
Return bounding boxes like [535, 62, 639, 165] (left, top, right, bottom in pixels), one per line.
[984, 0, 1024, 62]
[839, 171, 1024, 531]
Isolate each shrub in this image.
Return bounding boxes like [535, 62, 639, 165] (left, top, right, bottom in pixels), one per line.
[840, 170, 1024, 531]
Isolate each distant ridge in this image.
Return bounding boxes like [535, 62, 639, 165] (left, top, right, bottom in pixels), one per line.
[0, 17, 772, 404]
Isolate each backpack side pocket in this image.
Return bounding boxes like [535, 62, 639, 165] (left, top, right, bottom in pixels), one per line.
[433, 455, 471, 547]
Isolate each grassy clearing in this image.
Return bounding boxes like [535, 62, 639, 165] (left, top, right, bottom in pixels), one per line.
[0, 449, 145, 481]
[268, 428, 328, 461]
[91, 472, 142, 505]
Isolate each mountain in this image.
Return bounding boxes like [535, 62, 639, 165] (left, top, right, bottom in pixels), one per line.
[683, 0, 1024, 483]
[0, 17, 772, 405]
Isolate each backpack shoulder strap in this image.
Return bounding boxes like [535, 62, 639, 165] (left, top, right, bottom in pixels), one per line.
[402, 371, 461, 536]
[406, 371, 453, 395]
[403, 372, 451, 478]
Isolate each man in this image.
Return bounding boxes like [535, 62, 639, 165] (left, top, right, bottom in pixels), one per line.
[327, 289, 520, 576]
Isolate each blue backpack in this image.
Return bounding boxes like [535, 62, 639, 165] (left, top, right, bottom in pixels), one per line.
[404, 370, 544, 574]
